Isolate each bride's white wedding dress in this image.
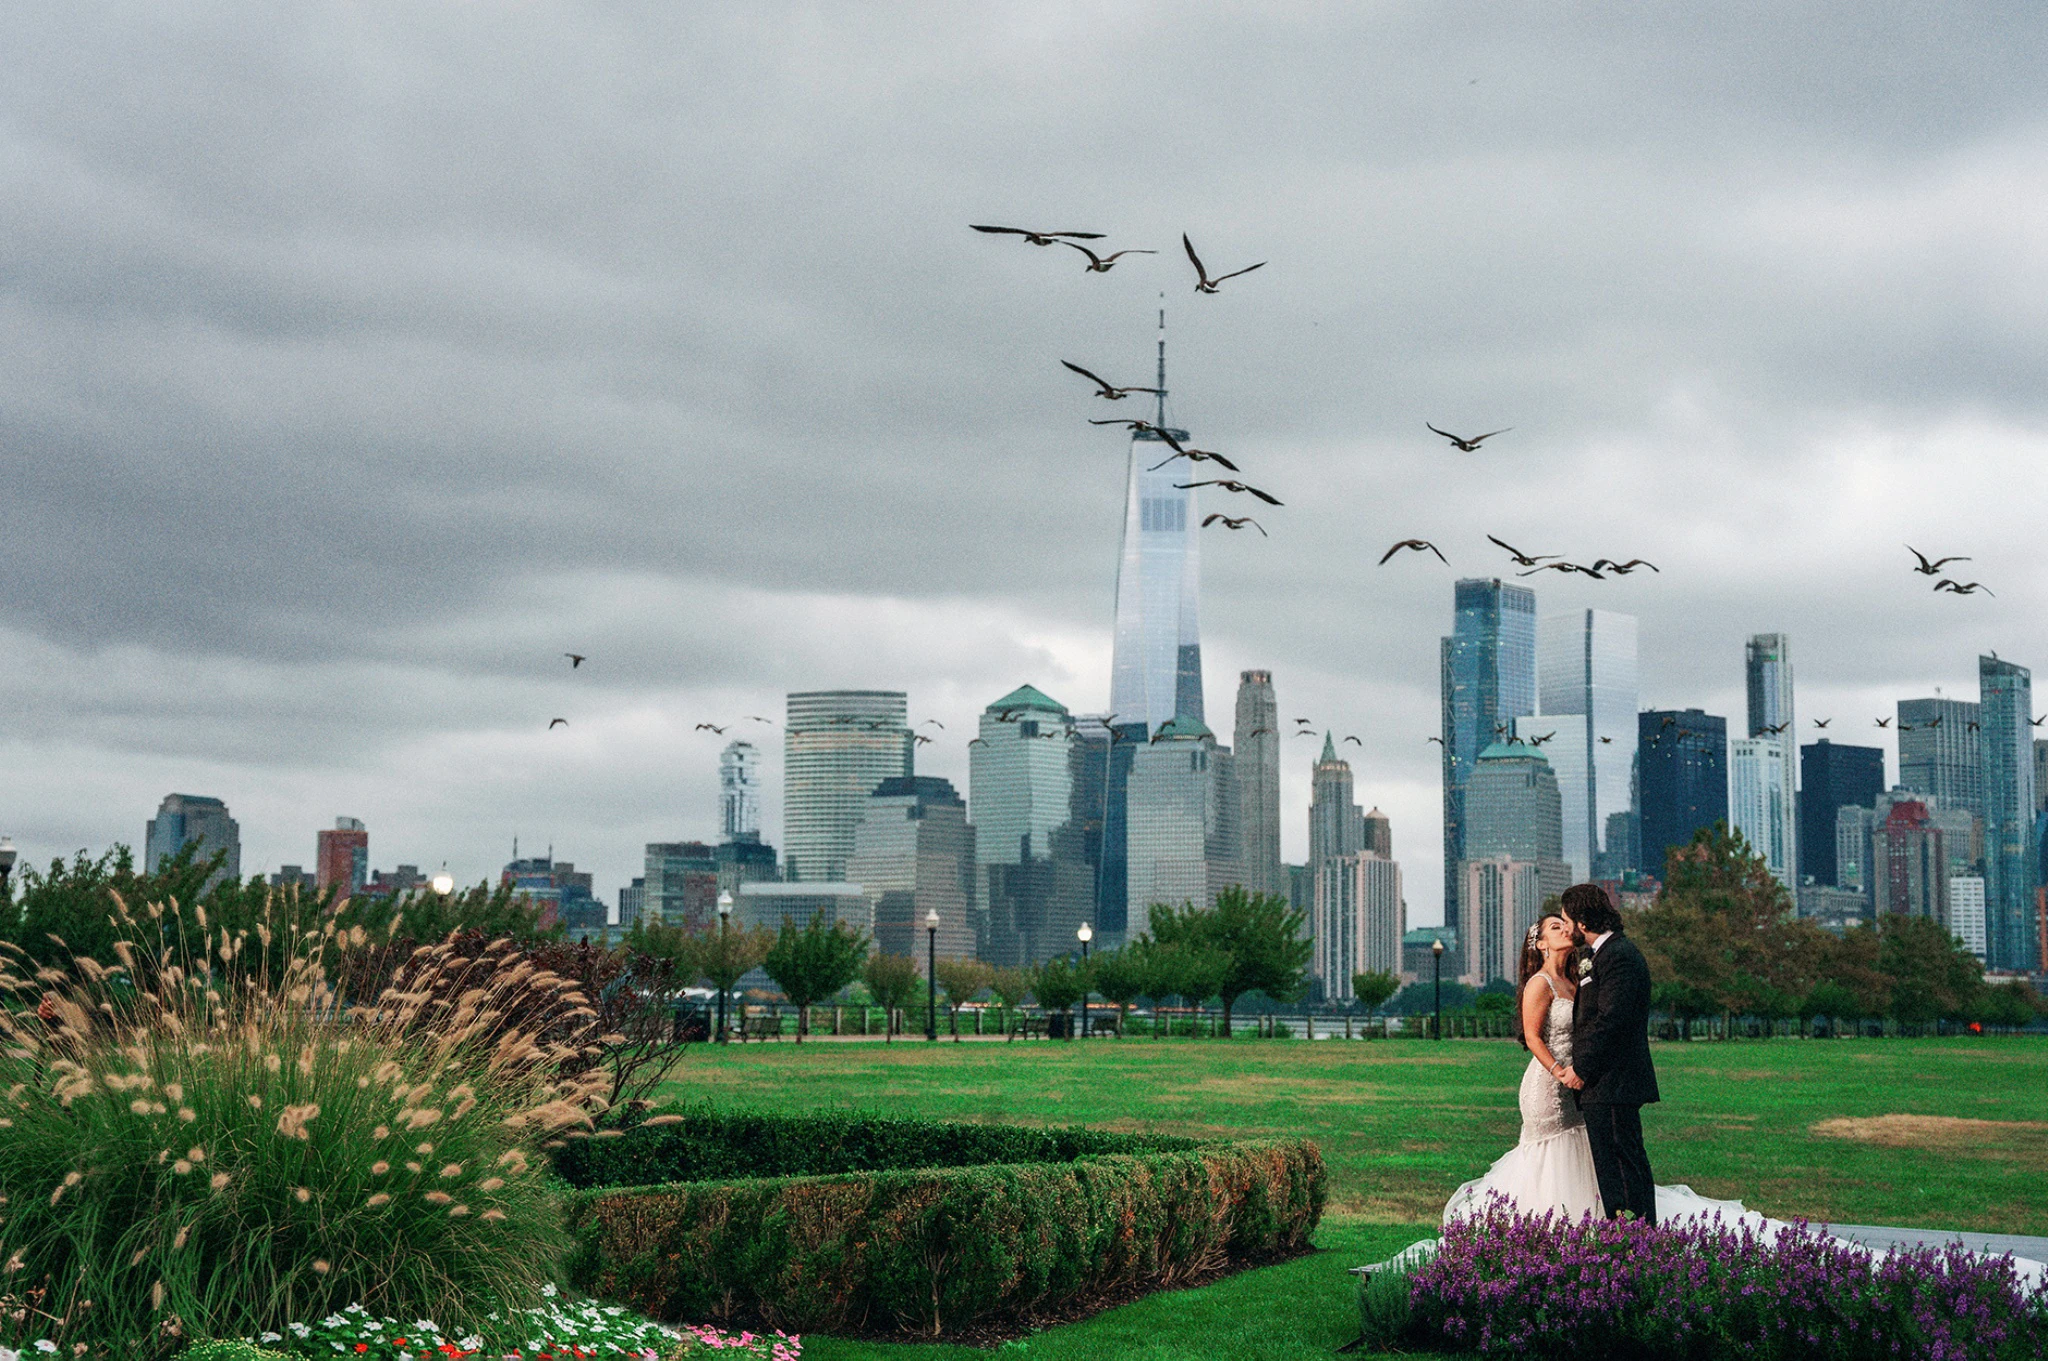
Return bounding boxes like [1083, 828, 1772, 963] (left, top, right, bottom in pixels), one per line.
[1427, 973, 2045, 1289]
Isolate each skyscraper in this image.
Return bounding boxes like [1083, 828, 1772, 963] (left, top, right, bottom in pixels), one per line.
[782, 690, 912, 883]
[316, 817, 369, 904]
[1799, 740, 1885, 886]
[1745, 634, 1798, 889]
[1309, 733, 1367, 872]
[1313, 854, 1404, 1001]
[849, 776, 978, 969]
[1441, 579, 1538, 910]
[1537, 609, 1638, 885]
[1464, 743, 1565, 867]
[1978, 656, 2038, 971]
[719, 740, 763, 839]
[1234, 670, 1283, 896]
[145, 793, 241, 891]
[1728, 737, 1789, 882]
[1109, 312, 1203, 733]
[642, 842, 719, 928]
[1459, 858, 1546, 986]
[1897, 697, 1981, 815]
[1072, 715, 1148, 942]
[970, 684, 1093, 966]
[1125, 717, 1239, 921]
[1362, 807, 1393, 860]
[1637, 709, 1728, 877]
[1869, 800, 1947, 922]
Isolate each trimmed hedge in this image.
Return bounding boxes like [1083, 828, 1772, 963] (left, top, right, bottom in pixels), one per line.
[565, 1137, 1324, 1337]
[550, 1106, 1200, 1188]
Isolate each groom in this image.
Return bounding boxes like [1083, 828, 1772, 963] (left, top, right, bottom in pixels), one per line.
[1558, 882, 1659, 1223]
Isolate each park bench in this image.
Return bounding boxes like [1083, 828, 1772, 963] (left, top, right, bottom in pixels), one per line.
[743, 1014, 783, 1041]
[1018, 1014, 1048, 1040]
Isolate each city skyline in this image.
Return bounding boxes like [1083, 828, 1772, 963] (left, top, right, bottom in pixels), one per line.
[8, 9, 2048, 929]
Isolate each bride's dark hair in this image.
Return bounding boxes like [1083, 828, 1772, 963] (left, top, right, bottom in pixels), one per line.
[1516, 911, 1567, 1051]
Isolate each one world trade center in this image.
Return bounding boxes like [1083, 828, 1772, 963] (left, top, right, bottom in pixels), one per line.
[1109, 310, 1203, 733]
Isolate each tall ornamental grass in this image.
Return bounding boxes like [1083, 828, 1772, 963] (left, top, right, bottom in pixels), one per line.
[0, 894, 612, 1356]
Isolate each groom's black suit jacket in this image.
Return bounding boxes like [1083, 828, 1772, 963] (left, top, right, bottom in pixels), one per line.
[1572, 933, 1660, 1107]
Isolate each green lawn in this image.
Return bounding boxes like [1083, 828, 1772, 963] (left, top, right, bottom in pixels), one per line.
[652, 1035, 2048, 1358]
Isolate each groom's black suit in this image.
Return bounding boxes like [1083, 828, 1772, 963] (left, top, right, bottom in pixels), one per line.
[1572, 931, 1659, 1222]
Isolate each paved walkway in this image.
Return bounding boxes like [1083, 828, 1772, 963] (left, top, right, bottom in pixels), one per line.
[1818, 1223, 2048, 1265]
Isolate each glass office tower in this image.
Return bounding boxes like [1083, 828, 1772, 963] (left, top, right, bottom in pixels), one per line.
[782, 690, 912, 883]
[1441, 580, 1538, 910]
[1234, 670, 1284, 896]
[1979, 656, 2038, 971]
[1536, 610, 1638, 885]
[1745, 634, 1798, 890]
[1897, 697, 1982, 816]
[1637, 709, 1729, 877]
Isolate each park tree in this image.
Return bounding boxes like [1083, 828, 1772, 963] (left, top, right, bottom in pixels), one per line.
[762, 913, 869, 1040]
[861, 951, 923, 1041]
[932, 957, 992, 1041]
[1877, 912, 1982, 1032]
[1032, 956, 1091, 1038]
[1133, 936, 1228, 1034]
[648, 917, 774, 1036]
[984, 965, 1034, 1040]
[1088, 945, 1149, 1037]
[1147, 886, 1310, 1036]
[1351, 970, 1400, 1037]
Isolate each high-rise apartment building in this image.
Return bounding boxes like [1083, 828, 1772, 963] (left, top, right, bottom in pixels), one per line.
[642, 842, 719, 928]
[1441, 580, 1538, 911]
[1109, 313, 1203, 733]
[1126, 717, 1240, 922]
[1458, 857, 1545, 986]
[849, 776, 978, 969]
[316, 817, 369, 903]
[1536, 609, 1638, 885]
[782, 690, 912, 883]
[1313, 853, 1404, 1001]
[502, 855, 597, 930]
[1745, 634, 1799, 889]
[719, 740, 763, 840]
[1897, 697, 1982, 816]
[1309, 733, 1367, 871]
[1637, 710, 1728, 876]
[145, 793, 241, 890]
[1728, 738, 1790, 884]
[1948, 876, 1988, 960]
[1870, 801, 1947, 922]
[1464, 742, 1571, 905]
[1799, 741, 1884, 887]
[1978, 656, 2038, 971]
[970, 684, 1093, 967]
[1233, 670, 1283, 896]
[1362, 807, 1393, 860]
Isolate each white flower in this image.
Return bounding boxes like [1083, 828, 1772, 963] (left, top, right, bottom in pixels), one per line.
[541, 1282, 558, 1297]
[259, 1333, 282, 1343]
[0, 1346, 20, 1361]
[35, 1344, 58, 1355]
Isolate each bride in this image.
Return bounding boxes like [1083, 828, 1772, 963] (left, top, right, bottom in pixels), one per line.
[1435, 909, 2046, 1288]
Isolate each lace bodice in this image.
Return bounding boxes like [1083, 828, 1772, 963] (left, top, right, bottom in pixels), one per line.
[1518, 974, 1583, 1144]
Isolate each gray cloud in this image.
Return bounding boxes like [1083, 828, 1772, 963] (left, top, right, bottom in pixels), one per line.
[4, 3, 2047, 916]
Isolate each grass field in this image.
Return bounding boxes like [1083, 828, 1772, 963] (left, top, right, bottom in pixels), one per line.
[652, 1035, 2048, 1358]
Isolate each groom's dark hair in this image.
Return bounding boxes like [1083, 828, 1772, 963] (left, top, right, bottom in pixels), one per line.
[1559, 882, 1624, 935]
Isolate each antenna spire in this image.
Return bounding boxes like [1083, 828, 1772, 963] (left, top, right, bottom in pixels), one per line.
[1155, 296, 1168, 427]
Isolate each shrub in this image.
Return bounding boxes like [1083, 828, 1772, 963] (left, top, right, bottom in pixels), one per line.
[1356, 1263, 1415, 1351]
[1406, 1203, 2048, 1358]
[549, 1107, 1198, 1188]
[563, 1136, 1323, 1337]
[0, 898, 610, 1356]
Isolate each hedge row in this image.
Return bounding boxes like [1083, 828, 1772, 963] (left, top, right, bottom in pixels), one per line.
[550, 1106, 1199, 1188]
[564, 1137, 1325, 1336]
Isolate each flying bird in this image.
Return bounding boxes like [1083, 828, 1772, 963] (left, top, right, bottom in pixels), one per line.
[694, 723, 728, 734]
[745, 715, 776, 725]
[1898, 723, 1915, 732]
[1295, 730, 1320, 738]
[1379, 539, 1447, 565]
[1518, 562, 1605, 579]
[1061, 360, 1163, 401]
[1933, 579, 1994, 596]
[1598, 736, 1613, 744]
[1151, 445, 1240, 473]
[1427, 736, 1445, 745]
[1906, 546, 1970, 576]
[1874, 717, 1892, 728]
[563, 653, 586, 668]
[1591, 559, 1660, 575]
[2032, 715, 2047, 728]
[1061, 240, 1156, 272]
[1758, 722, 1789, 735]
[1202, 513, 1266, 536]
[921, 719, 945, 729]
[913, 734, 932, 746]
[1343, 735, 1363, 746]
[1926, 716, 1943, 729]
[1487, 535, 1555, 567]
[1528, 732, 1556, 746]
[548, 718, 568, 729]
[1090, 417, 1178, 442]
[1248, 727, 1274, 738]
[1177, 479, 1282, 505]
[1183, 234, 1266, 293]
[970, 224, 1105, 245]
[1813, 718, 1832, 729]
[1967, 720, 1982, 732]
[1427, 423, 1511, 452]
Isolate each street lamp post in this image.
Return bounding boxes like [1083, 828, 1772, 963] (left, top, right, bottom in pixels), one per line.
[716, 890, 734, 1044]
[429, 862, 455, 896]
[1076, 922, 1093, 1038]
[1432, 937, 1445, 1042]
[925, 908, 940, 1041]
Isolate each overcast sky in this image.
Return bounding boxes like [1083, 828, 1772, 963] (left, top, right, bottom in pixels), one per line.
[4, 3, 2046, 923]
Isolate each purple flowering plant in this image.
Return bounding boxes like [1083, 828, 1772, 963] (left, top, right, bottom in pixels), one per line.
[1404, 1200, 2047, 1361]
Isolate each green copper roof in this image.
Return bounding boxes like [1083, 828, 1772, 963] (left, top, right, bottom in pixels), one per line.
[1477, 741, 1548, 761]
[1320, 731, 1338, 761]
[1153, 714, 1213, 740]
[986, 683, 1067, 716]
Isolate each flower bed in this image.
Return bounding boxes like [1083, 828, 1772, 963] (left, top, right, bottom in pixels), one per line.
[560, 1112, 1323, 1338]
[1367, 1204, 2048, 1360]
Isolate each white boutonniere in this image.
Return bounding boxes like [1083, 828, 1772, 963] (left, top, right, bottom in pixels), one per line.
[1576, 953, 1593, 981]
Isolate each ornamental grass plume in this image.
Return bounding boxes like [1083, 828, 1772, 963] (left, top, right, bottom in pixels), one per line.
[0, 891, 613, 1356]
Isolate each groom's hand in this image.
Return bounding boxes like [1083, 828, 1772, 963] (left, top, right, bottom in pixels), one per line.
[1561, 1067, 1585, 1090]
